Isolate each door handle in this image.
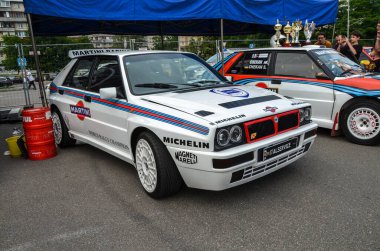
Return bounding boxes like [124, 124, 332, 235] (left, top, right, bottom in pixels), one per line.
[271, 79, 282, 85]
[84, 95, 92, 103]
[58, 89, 64, 95]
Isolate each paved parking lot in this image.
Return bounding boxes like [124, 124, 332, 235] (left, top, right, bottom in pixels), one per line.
[0, 122, 379, 250]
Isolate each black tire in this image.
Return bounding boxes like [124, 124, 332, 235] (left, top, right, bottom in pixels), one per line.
[51, 109, 76, 148]
[341, 100, 380, 145]
[135, 131, 182, 198]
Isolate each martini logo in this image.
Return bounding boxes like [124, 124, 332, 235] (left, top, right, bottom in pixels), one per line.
[263, 106, 278, 113]
[210, 88, 249, 98]
[70, 101, 91, 120]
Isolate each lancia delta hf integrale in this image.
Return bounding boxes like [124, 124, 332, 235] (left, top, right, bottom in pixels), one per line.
[217, 47, 380, 145]
[49, 49, 317, 198]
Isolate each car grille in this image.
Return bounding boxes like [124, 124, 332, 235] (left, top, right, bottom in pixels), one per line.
[230, 142, 311, 183]
[244, 110, 299, 143]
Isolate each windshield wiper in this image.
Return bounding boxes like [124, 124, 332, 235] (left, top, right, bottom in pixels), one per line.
[186, 80, 231, 87]
[134, 83, 178, 89]
[339, 69, 353, 76]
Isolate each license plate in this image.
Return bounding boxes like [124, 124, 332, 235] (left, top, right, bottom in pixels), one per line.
[261, 137, 298, 161]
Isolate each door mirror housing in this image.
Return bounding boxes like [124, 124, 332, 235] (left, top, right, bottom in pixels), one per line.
[100, 87, 117, 99]
[315, 72, 330, 80]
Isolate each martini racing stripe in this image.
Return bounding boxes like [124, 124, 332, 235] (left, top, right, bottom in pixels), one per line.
[233, 78, 380, 97]
[50, 83, 209, 135]
[214, 53, 238, 71]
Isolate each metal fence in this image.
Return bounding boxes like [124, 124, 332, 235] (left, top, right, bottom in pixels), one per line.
[0, 37, 376, 111]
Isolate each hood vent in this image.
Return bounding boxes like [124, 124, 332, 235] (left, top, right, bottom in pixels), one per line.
[195, 110, 214, 117]
[219, 95, 281, 109]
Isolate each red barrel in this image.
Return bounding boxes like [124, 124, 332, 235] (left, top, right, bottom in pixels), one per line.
[22, 107, 57, 160]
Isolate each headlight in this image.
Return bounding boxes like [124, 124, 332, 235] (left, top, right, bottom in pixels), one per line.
[217, 129, 230, 146]
[230, 125, 243, 143]
[215, 124, 245, 151]
[299, 106, 312, 126]
[304, 107, 312, 120]
[299, 109, 305, 123]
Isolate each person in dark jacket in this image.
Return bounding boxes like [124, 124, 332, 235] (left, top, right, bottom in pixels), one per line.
[335, 32, 362, 63]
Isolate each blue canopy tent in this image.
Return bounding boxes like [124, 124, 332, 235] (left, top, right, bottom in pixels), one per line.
[24, 0, 338, 36]
[23, 0, 338, 106]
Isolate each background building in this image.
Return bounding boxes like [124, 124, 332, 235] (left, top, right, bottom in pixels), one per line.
[0, 0, 28, 38]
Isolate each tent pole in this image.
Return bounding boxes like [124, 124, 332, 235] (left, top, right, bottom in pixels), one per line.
[27, 13, 47, 107]
[160, 22, 164, 49]
[220, 19, 224, 76]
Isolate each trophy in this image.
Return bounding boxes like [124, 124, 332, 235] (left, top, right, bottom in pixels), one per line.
[290, 22, 296, 44]
[293, 20, 303, 46]
[274, 19, 282, 47]
[283, 21, 292, 47]
[303, 19, 315, 44]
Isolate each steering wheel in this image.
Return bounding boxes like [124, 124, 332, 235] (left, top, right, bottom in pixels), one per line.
[91, 68, 115, 88]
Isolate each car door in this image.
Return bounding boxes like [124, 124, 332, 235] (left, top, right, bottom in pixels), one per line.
[226, 51, 276, 92]
[270, 51, 335, 123]
[85, 56, 131, 158]
[60, 57, 96, 136]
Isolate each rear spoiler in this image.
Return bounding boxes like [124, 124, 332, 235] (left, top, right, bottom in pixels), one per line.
[68, 49, 130, 58]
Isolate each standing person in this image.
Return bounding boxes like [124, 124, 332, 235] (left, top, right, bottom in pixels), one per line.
[349, 31, 363, 61]
[27, 71, 36, 90]
[372, 20, 380, 72]
[335, 33, 361, 63]
[314, 32, 332, 48]
[333, 35, 341, 50]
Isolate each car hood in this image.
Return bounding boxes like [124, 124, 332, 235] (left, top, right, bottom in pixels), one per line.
[335, 74, 380, 91]
[141, 85, 305, 125]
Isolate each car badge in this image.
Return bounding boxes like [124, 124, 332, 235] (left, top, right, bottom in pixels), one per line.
[250, 132, 257, 140]
[210, 88, 249, 98]
[263, 106, 278, 113]
[274, 116, 279, 123]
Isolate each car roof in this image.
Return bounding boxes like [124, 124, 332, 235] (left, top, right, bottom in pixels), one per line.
[231, 46, 330, 52]
[68, 49, 193, 59]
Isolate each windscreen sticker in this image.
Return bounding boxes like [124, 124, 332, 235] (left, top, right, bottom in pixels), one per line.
[313, 50, 338, 55]
[210, 88, 249, 98]
[70, 101, 91, 120]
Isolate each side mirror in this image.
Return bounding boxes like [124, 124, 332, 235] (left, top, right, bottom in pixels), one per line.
[225, 76, 233, 82]
[100, 87, 117, 99]
[315, 72, 330, 80]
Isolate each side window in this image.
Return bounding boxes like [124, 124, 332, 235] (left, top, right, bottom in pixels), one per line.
[89, 57, 125, 98]
[274, 53, 321, 79]
[63, 58, 93, 90]
[228, 52, 270, 75]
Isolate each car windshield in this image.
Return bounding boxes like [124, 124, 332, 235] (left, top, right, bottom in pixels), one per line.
[312, 49, 365, 77]
[124, 53, 225, 95]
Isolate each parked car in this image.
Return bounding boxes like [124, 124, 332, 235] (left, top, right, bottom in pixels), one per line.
[49, 49, 317, 198]
[216, 47, 380, 145]
[8, 76, 23, 84]
[206, 49, 246, 66]
[0, 76, 13, 87]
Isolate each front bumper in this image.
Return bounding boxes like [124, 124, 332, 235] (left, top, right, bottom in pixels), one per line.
[167, 122, 318, 191]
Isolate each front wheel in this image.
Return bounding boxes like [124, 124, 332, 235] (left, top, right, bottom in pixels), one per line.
[341, 100, 380, 145]
[52, 109, 76, 147]
[135, 132, 182, 198]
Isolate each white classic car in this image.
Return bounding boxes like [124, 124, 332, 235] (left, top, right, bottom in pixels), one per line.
[49, 49, 317, 198]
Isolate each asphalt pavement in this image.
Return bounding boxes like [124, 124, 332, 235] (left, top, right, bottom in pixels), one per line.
[0, 122, 379, 250]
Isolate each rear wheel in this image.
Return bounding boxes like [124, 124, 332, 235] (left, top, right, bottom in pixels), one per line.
[341, 100, 380, 145]
[52, 109, 76, 147]
[135, 132, 182, 198]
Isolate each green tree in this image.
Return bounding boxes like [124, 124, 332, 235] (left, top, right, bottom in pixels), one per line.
[1, 36, 93, 73]
[152, 36, 178, 50]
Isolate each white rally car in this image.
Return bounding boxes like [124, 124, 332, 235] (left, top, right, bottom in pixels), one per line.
[49, 49, 317, 198]
[219, 47, 380, 145]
